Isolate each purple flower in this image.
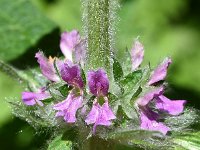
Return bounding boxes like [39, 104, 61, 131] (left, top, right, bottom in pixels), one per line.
[137, 87, 186, 135]
[87, 69, 109, 97]
[86, 69, 115, 133]
[22, 89, 51, 106]
[60, 30, 80, 61]
[137, 87, 164, 107]
[148, 57, 172, 85]
[131, 40, 144, 70]
[60, 61, 84, 88]
[53, 91, 83, 123]
[140, 108, 170, 135]
[35, 51, 60, 82]
[85, 100, 116, 134]
[155, 95, 186, 115]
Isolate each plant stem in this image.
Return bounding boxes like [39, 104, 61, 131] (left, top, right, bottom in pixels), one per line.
[82, 0, 119, 77]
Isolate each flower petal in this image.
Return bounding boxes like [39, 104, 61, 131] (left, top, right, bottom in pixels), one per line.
[131, 40, 144, 70]
[87, 69, 109, 97]
[85, 103, 99, 125]
[22, 91, 50, 106]
[137, 87, 164, 107]
[55, 111, 65, 117]
[35, 51, 60, 82]
[140, 110, 170, 135]
[53, 92, 83, 123]
[64, 96, 83, 123]
[60, 61, 84, 88]
[85, 101, 116, 134]
[155, 95, 186, 115]
[74, 39, 86, 66]
[60, 30, 80, 61]
[148, 57, 172, 85]
[96, 102, 116, 126]
[101, 101, 116, 120]
[53, 97, 72, 111]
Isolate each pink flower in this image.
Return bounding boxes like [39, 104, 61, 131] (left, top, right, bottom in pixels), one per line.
[137, 87, 186, 135]
[87, 69, 109, 97]
[22, 88, 51, 106]
[86, 69, 116, 133]
[60, 30, 81, 62]
[35, 51, 60, 82]
[131, 40, 144, 70]
[53, 91, 83, 123]
[85, 100, 116, 134]
[60, 61, 84, 89]
[148, 57, 172, 85]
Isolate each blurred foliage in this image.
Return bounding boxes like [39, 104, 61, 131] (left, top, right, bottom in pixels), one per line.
[0, 0, 200, 149]
[0, 0, 56, 61]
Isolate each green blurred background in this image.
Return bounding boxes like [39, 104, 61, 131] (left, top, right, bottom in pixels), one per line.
[0, 0, 200, 149]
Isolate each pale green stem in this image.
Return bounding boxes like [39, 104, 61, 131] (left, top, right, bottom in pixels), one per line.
[82, 0, 119, 77]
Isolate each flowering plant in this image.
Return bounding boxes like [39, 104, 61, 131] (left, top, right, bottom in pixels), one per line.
[1, 0, 200, 149]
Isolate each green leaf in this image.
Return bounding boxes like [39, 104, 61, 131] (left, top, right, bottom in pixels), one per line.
[81, 68, 86, 86]
[48, 82, 73, 101]
[119, 70, 142, 94]
[0, 0, 56, 61]
[58, 84, 72, 98]
[113, 58, 123, 82]
[120, 47, 132, 75]
[116, 70, 143, 119]
[108, 130, 168, 149]
[48, 135, 72, 150]
[120, 98, 138, 120]
[107, 92, 117, 103]
[173, 132, 200, 150]
[8, 101, 57, 129]
[0, 60, 39, 91]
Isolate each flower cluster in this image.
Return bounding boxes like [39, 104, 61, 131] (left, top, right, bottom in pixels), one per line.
[136, 57, 186, 135]
[22, 30, 116, 133]
[131, 41, 186, 135]
[21, 30, 186, 135]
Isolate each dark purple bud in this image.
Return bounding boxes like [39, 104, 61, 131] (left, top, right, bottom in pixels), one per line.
[87, 69, 109, 97]
[60, 61, 84, 88]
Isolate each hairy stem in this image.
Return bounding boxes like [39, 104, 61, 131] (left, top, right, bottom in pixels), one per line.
[82, 0, 119, 76]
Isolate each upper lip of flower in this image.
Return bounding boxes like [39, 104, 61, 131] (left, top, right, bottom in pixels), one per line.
[35, 51, 60, 82]
[87, 69, 109, 97]
[60, 61, 84, 89]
